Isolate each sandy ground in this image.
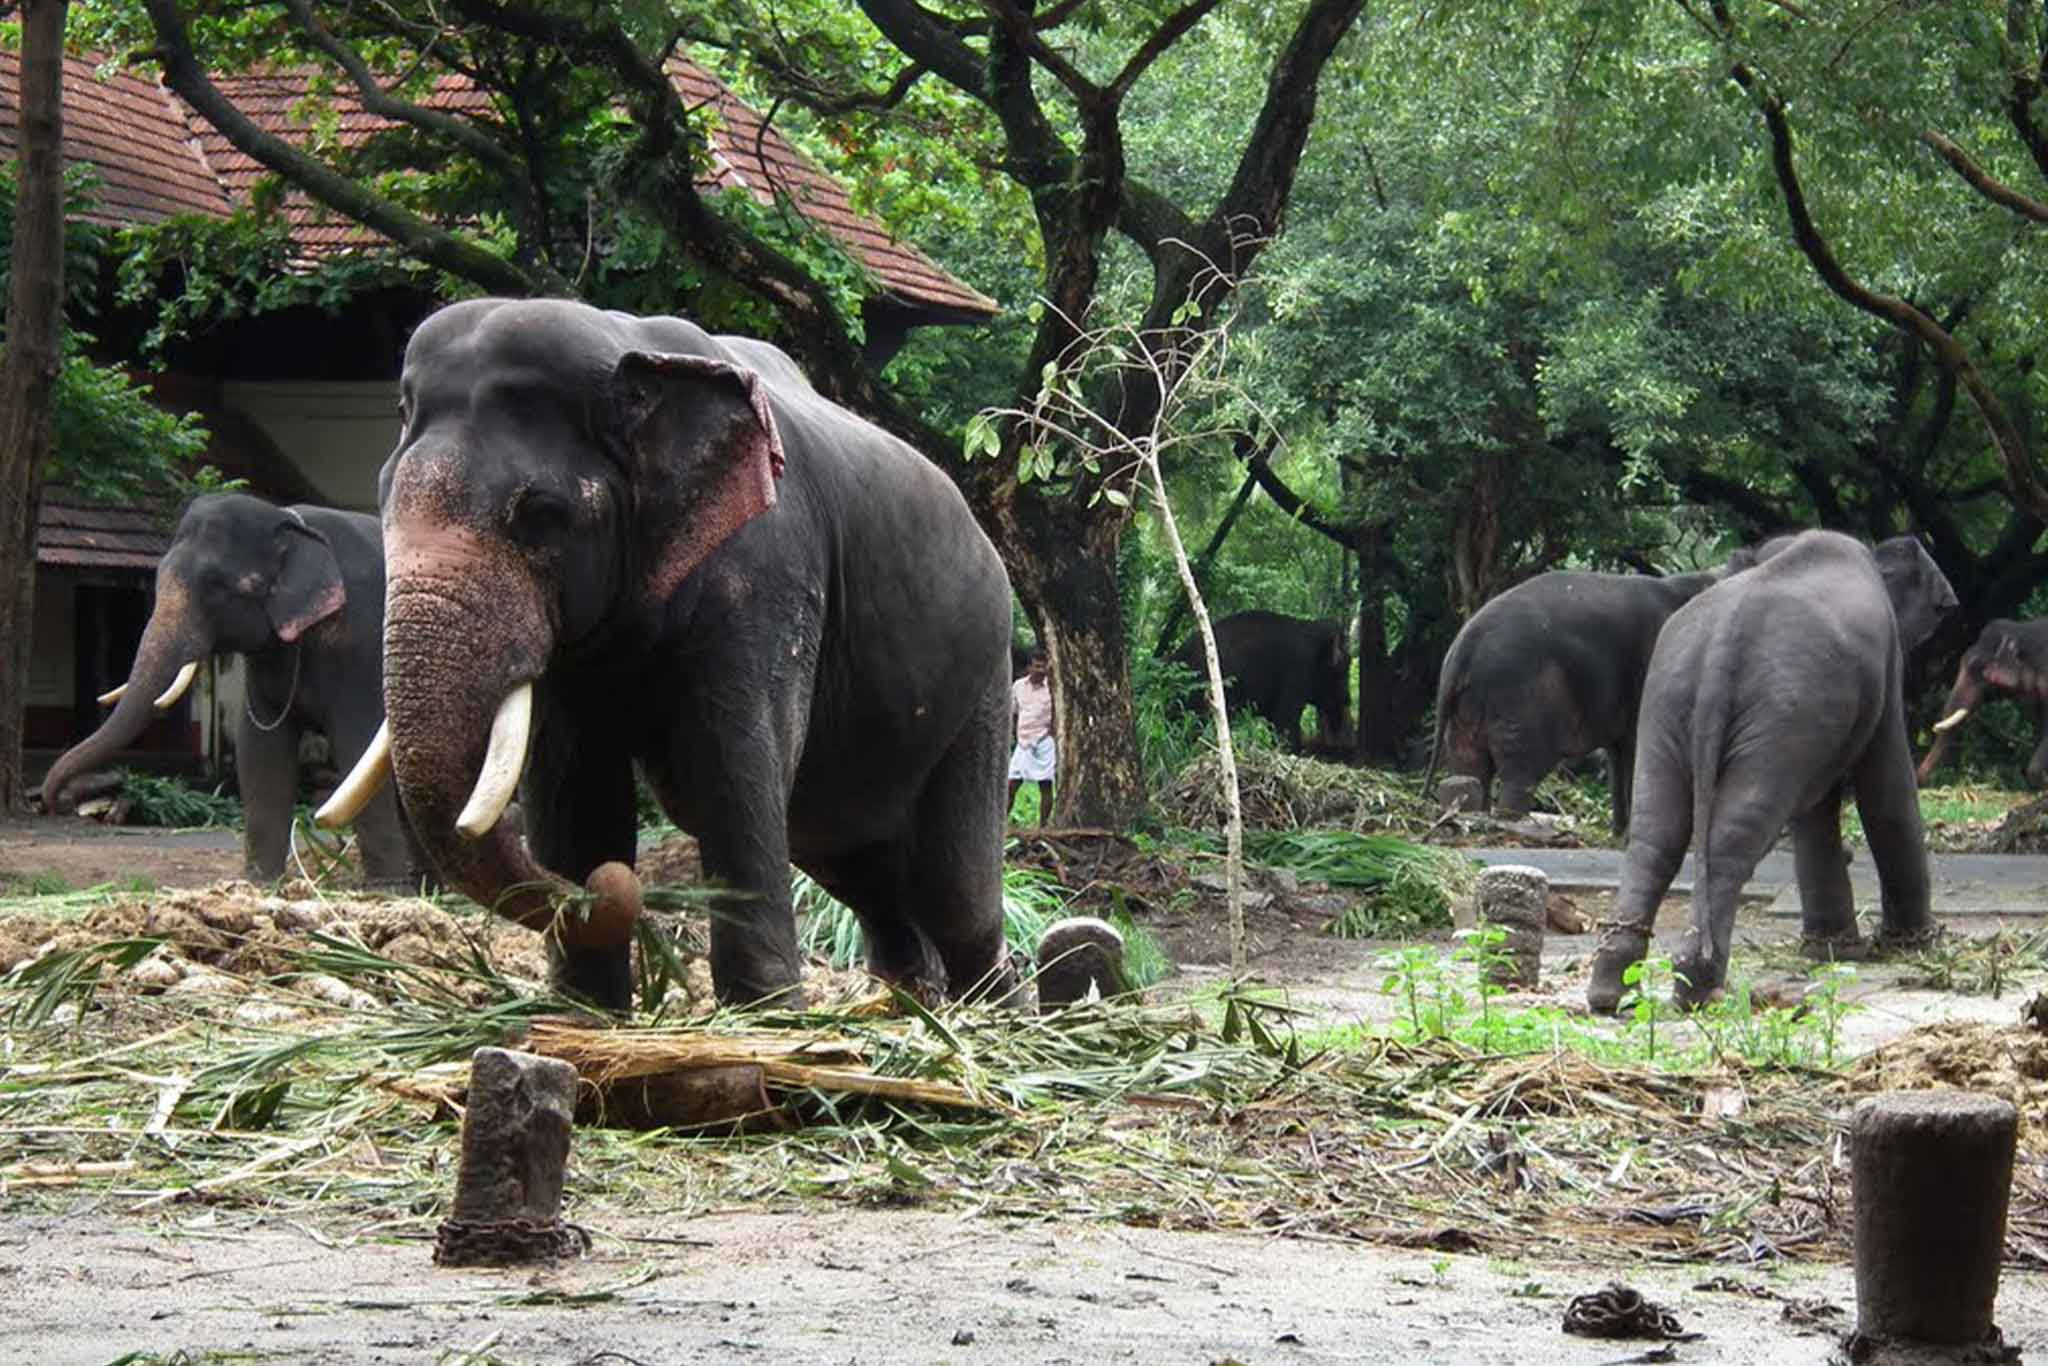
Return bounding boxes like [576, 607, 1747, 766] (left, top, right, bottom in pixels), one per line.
[9, 820, 2048, 1362]
[14, 1208, 2045, 1365]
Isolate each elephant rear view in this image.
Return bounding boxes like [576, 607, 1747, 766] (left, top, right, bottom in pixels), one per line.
[318, 298, 1016, 1013]
[1427, 568, 1721, 835]
[40, 494, 421, 887]
[1170, 611, 1350, 752]
[1588, 531, 1956, 1011]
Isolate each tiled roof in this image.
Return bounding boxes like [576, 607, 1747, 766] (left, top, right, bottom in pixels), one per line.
[35, 497, 173, 571]
[0, 51, 993, 321]
[0, 50, 230, 226]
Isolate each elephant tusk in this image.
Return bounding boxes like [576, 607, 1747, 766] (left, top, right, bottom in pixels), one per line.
[315, 720, 392, 829]
[457, 683, 533, 839]
[1932, 707, 1973, 734]
[153, 661, 200, 711]
[97, 683, 127, 707]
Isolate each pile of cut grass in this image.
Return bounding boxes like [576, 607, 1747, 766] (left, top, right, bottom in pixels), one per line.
[12, 903, 2037, 1266]
[1162, 748, 1435, 833]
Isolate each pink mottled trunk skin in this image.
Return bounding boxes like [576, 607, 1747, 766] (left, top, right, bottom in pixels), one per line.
[41, 579, 206, 811]
[378, 521, 633, 948]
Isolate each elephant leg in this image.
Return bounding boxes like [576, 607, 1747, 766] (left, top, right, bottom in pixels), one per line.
[1588, 745, 1689, 1013]
[1675, 773, 1797, 1009]
[1789, 787, 1857, 951]
[329, 704, 416, 892]
[1608, 739, 1634, 839]
[235, 708, 301, 883]
[902, 686, 1014, 1002]
[1852, 710, 1933, 946]
[1494, 752, 1550, 820]
[524, 690, 638, 1008]
[803, 842, 946, 998]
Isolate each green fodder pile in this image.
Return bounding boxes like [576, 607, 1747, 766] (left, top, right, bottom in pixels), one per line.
[1162, 749, 1435, 832]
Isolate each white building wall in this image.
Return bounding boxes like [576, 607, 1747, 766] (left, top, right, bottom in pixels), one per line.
[220, 380, 400, 513]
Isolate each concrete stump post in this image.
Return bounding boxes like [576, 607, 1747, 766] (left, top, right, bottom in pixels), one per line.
[1436, 775, 1482, 817]
[1850, 1091, 2017, 1357]
[434, 1046, 588, 1266]
[1036, 917, 1130, 1012]
[1473, 864, 1547, 989]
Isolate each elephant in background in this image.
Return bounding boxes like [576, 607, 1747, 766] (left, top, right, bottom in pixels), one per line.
[318, 298, 1016, 1013]
[1170, 611, 1350, 752]
[1425, 567, 1723, 834]
[1588, 531, 1957, 1012]
[41, 494, 423, 887]
[1915, 618, 2048, 786]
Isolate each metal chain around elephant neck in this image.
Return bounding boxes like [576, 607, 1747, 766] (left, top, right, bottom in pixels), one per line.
[248, 505, 312, 734]
[246, 643, 302, 733]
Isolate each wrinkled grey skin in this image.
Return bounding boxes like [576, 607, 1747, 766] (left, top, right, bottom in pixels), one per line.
[42, 494, 423, 887]
[1171, 611, 1350, 751]
[375, 298, 1015, 1011]
[1426, 569, 1721, 834]
[1588, 532, 1958, 1012]
[1915, 617, 2048, 787]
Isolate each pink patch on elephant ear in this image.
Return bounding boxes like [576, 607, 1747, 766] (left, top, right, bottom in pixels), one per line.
[616, 349, 787, 602]
[273, 581, 346, 643]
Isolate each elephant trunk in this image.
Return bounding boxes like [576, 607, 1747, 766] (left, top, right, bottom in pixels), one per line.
[1916, 668, 1985, 786]
[41, 579, 209, 812]
[378, 537, 637, 951]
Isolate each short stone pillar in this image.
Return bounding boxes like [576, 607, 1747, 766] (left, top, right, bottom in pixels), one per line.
[1849, 1091, 2017, 1358]
[1036, 917, 1129, 1012]
[1436, 775, 1482, 816]
[435, 1046, 588, 1266]
[1473, 864, 1547, 989]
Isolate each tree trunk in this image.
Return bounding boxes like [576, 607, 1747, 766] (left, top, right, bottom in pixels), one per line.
[995, 495, 1143, 828]
[0, 0, 68, 812]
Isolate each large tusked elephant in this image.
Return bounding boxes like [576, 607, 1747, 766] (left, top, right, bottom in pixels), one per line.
[319, 298, 1016, 1012]
[1587, 531, 1956, 1012]
[42, 494, 422, 886]
[1425, 568, 1722, 834]
[1170, 611, 1350, 752]
[1915, 618, 2048, 787]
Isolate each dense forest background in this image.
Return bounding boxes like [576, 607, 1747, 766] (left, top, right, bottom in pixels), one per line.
[14, 1, 2048, 810]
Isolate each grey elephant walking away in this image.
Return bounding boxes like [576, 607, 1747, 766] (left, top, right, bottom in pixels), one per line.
[1587, 531, 1957, 1012]
[41, 494, 425, 888]
[318, 298, 1016, 1013]
[1427, 568, 1721, 835]
[1170, 611, 1350, 752]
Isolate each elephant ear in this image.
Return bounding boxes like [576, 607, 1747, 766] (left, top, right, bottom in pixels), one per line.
[1984, 635, 2026, 691]
[611, 349, 786, 601]
[1872, 535, 1957, 654]
[267, 516, 347, 643]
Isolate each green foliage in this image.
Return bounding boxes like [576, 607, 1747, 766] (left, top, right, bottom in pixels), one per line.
[0, 164, 212, 502]
[115, 770, 243, 830]
[1225, 830, 1473, 937]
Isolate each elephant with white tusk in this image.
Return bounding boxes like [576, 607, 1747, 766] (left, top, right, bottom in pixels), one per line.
[320, 298, 1017, 1013]
[44, 493, 425, 887]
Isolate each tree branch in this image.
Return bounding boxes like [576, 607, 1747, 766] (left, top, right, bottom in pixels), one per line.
[276, 0, 527, 182]
[1923, 130, 2048, 224]
[1244, 444, 1357, 550]
[1740, 66, 2048, 518]
[1107, 0, 1225, 104]
[142, 0, 562, 297]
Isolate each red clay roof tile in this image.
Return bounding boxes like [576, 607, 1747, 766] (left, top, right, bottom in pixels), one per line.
[0, 51, 992, 320]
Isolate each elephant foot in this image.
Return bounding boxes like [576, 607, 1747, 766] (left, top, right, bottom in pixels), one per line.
[1671, 953, 1725, 1011]
[1870, 921, 1942, 958]
[550, 940, 635, 1013]
[1799, 928, 1868, 964]
[1587, 923, 1651, 1014]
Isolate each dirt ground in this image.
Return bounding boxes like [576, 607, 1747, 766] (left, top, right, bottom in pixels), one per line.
[9, 817, 2048, 1362]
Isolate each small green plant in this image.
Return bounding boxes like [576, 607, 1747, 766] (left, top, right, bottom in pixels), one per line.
[1620, 952, 1676, 1063]
[1806, 962, 1857, 1069]
[1450, 924, 1512, 1046]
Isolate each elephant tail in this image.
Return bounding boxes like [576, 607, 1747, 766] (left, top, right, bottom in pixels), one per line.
[1422, 649, 1465, 798]
[1688, 638, 1738, 927]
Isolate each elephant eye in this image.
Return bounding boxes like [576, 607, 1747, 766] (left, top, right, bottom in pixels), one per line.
[506, 487, 574, 547]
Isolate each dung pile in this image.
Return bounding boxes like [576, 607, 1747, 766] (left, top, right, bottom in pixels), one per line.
[1844, 1020, 2048, 1147]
